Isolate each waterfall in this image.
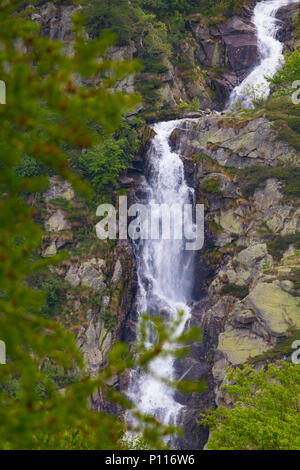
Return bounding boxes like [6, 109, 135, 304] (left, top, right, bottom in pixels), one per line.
[228, 0, 299, 109]
[127, 0, 298, 444]
[127, 120, 196, 431]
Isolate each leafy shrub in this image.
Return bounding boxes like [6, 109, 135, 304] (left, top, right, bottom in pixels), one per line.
[201, 361, 300, 450]
[250, 328, 300, 363]
[15, 154, 47, 177]
[79, 137, 130, 192]
[269, 49, 300, 87]
[27, 269, 68, 318]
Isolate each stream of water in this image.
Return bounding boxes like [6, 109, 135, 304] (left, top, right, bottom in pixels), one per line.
[228, 0, 299, 109]
[127, 120, 196, 429]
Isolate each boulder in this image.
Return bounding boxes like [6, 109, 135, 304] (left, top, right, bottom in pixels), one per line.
[45, 209, 70, 232]
[218, 327, 270, 364]
[254, 179, 282, 212]
[65, 258, 106, 292]
[42, 240, 57, 258]
[44, 176, 74, 202]
[218, 208, 244, 235]
[247, 282, 300, 336]
[171, 116, 298, 168]
[237, 243, 272, 273]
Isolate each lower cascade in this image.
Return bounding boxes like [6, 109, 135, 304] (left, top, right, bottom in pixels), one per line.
[128, 121, 196, 430]
[228, 0, 299, 109]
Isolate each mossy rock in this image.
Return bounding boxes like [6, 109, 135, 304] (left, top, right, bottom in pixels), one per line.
[248, 282, 300, 336]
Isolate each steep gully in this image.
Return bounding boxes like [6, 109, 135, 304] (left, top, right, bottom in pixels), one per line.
[127, 0, 299, 448]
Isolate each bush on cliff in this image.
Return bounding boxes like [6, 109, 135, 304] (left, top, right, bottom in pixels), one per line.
[201, 361, 300, 450]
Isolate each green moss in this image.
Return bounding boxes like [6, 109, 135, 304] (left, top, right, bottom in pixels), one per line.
[220, 284, 249, 299]
[265, 97, 300, 151]
[267, 233, 300, 261]
[201, 177, 223, 195]
[249, 328, 300, 364]
[209, 220, 223, 233]
[27, 269, 69, 318]
[238, 165, 300, 200]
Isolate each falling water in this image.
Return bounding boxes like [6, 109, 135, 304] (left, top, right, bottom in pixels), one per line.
[128, 0, 299, 442]
[228, 0, 299, 109]
[127, 120, 196, 429]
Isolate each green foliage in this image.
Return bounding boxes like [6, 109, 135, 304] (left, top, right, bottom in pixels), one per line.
[201, 177, 222, 195]
[220, 284, 249, 299]
[201, 361, 300, 450]
[265, 97, 300, 152]
[79, 137, 130, 192]
[269, 49, 300, 87]
[139, 0, 250, 19]
[267, 233, 300, 262]
[0, 0, 203, 450]
[238, 164, 300, 199]
[82, 0, 171, 73]
[26, 269, 69, 318]
[249, 329, 300, 363]
[15, 154, 47, 177]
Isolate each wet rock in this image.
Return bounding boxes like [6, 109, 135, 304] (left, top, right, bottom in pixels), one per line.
[171, 116, 298, 168]
[119, 176, 136, 188]
[276, 2, 300, 45]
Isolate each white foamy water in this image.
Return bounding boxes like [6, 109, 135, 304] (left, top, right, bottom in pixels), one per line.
[228, 0, 299, 109]
[127, 120, 196, 429]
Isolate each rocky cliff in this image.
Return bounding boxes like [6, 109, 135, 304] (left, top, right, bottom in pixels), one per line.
[167, 109, 300, 449]
[28, 0, 298, 118]
[22, 0, 300, 450]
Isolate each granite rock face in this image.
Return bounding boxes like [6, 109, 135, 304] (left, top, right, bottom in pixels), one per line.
[190, 14, 257, 74]
[171, 108, 300, 448]
[44, 176, 75, 202]
[65, 258, 106, 291]
[170, 116, 299, 168]
[45, 209, 70, 232]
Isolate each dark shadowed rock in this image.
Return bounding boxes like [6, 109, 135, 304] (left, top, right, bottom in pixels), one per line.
[276, 1, 300, 44]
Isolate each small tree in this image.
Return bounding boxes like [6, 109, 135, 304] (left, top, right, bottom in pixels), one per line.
[201, 361, 300, 450]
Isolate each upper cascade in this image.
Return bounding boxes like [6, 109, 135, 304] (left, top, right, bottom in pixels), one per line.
[228, 0, 299, 109]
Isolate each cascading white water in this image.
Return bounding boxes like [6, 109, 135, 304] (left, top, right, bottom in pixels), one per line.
[228, 0, 299, 109]
[128, 120, 196, 429]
